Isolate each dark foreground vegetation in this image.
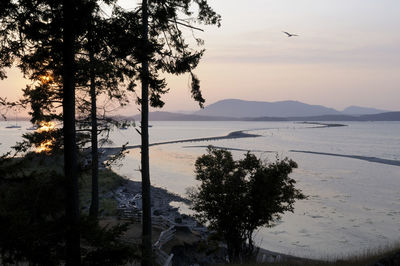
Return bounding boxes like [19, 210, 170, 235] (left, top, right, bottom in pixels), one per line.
[0, 153, 139, 265]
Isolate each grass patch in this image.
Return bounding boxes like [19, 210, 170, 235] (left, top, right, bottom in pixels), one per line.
[99, 197, 118, 216]
[80, 168, 127, 216]
[1, 152, 64, 176]
[219, 244, 400, 265]
[2, 153, 127, 217]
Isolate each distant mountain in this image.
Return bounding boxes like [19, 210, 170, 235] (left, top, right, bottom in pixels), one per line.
[359, 112, 400, 121]
[125, 99, 399, 121]
[248, 112, 400, 122]
[342, 106, 389, 115]
[250, 114, 359, 122]
[194, 99, 341, 118]
[127, 111, 400, 121]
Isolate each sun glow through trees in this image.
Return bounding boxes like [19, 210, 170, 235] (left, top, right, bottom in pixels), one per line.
[35, 121, 56, 153]
[39, 74, 52, 83]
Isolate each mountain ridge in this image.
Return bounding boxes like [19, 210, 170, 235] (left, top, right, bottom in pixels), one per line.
[193, 99, 394, 118]
[128, 111, 400, 122]
[342, 105, 388, 115]
[194, 99, 342, 118]
[126, 99, 398, 121]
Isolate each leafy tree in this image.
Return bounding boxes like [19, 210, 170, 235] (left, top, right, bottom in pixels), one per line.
[188, 147, 306, 262]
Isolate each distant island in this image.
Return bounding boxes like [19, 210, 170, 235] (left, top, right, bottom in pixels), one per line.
[3, 99, 398, 122]
[193, 99, 391, 118]
[127, 99, 400, 121]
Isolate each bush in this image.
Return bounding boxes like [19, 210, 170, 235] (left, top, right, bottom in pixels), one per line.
[188, 147, 306, 262]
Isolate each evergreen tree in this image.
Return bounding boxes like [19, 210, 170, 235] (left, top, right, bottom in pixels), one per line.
[0, 0, 134, 219]
[62, 0, 81, 263]
[140, 1, 152, 264]
[1, 1, 221, 264]
[0, 0, 134, 263]
[75, 1, 136, 220]
[124, 1, 221, 264]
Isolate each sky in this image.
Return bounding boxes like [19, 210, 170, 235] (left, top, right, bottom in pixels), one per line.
[1, 0, 400, 115]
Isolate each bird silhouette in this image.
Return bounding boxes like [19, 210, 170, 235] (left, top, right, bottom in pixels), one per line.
[283, 31, 298, 37]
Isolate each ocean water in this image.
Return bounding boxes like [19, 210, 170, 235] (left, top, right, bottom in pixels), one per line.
[1, 121, 399, 259]
[112, 121, 400, 259]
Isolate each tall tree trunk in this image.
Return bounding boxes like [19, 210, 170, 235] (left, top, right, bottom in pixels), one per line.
[63, 0, 80, 264]
[141, 0, 152, 265]
[88, 19, 99, 220]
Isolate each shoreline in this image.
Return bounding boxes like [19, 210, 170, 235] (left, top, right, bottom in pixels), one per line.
[182, 144, 274, 153]
[118, 178, 191, 210]
[100, 129, 260, 160]
[291, 150, 400, 167]
[101, 122, 347, 159]
[296, 122, 348, 128]
[115, 177, 311, 264]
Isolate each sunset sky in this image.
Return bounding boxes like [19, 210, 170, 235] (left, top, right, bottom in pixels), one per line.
[1, 0, 400, 115]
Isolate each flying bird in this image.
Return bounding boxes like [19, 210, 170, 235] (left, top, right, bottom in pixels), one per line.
[283, 31, 298, 37]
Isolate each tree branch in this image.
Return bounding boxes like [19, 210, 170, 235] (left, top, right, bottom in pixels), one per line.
[169, 20, 204, 32]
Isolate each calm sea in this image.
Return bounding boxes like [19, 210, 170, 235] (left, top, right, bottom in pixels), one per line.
[1, 120, 399, 258]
